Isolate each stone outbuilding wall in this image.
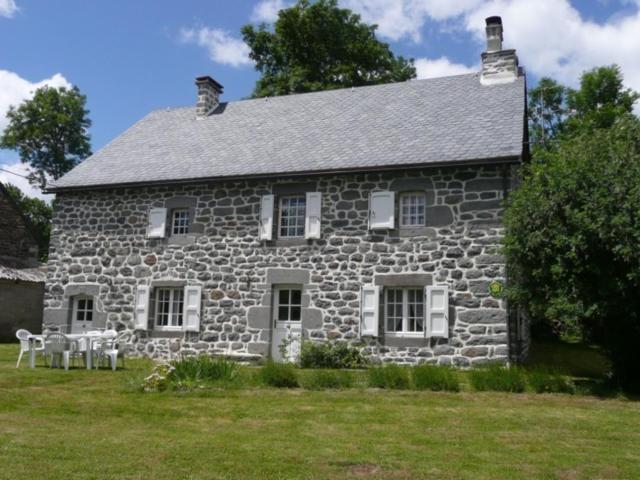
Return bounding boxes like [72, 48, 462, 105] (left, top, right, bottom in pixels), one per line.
[44, 164, 527, 365]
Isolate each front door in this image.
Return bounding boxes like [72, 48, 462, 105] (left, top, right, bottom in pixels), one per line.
[270, 286, 303, 362]
[71, 296, 94, 333]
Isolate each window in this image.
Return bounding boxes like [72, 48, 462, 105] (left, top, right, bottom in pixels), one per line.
[274, 287, 302, 322]
[385, 288, 424, 335]
[73, 296, 94, 322]
[278, 195, 306, 238]
[171, 209, 189, 235]
[155, 288, 184, 329]
[400, 193, 426, 227]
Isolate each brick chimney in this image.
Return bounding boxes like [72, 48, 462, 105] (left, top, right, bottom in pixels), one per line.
[480, 16, 519, 85]
[195, 75, 224, 118]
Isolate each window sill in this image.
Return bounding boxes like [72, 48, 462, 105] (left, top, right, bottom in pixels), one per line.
[384, 332, 425, 338]
[396, 227, 435, 238]
[268, 238, 311, 247]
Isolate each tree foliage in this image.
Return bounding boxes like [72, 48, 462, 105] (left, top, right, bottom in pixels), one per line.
[3, 183, 52, 261]
[527, 65, 639, 151]
[0, 86, 92, 188]
[241, 0, 416, 98]
[505, 114, 640, 389]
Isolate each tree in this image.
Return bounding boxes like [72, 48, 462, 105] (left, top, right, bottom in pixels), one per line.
[241, 0, 416, 98]
[1, 86, 92, 189]
[504, 114, 640, 390]
[3, 184, 52, 261]
[527, 65, 639, 152]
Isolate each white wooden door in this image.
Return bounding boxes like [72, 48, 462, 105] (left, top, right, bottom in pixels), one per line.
[270, 286, 303, 362]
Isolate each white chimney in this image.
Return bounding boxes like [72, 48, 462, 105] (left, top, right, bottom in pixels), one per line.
[195, 75, 224, 118]
[480, 16, 520, 85]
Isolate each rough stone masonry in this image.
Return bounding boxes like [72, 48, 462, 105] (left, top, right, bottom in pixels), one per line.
[43, 164, 523, 365]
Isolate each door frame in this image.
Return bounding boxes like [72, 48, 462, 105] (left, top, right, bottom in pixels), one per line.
[270, 284, 303, 362]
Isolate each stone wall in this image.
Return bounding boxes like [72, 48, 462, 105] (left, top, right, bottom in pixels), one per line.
[44, 164, 523, 365]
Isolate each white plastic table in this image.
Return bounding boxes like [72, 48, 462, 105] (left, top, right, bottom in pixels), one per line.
[29, 332, 108, 369]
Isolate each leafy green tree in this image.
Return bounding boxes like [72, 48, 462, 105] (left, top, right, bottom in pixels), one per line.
[504, 114, 640, 390]
[566, 65, 639, 133]
[527, 77, 567, 149]
[241, 0, 416, 98]
[3, 183, 52, 261]
[1, 86, 92, 188]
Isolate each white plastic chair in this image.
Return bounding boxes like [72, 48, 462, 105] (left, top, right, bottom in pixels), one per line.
[44, 332, 80, 371]
[95, 335, 126, 371]
[15, 329, 45, 368]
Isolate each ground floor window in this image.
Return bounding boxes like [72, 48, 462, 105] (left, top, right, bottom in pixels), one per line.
[385, 288, 424, 335]
[274, 286, 302, 322]
[72, 296, 94, 323]
[155, 288, 184, 329]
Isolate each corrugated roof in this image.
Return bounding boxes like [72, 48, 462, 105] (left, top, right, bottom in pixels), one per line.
[51, 73, 526, 191]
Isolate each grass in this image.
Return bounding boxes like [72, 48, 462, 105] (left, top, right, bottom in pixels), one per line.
[1, 343, 640, 479]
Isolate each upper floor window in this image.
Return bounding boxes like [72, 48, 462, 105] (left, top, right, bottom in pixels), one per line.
[155, 288, 184, 329]
[385, 287, 424, 335]
[171, 209, 189, 235]
[279, 195, 306, 238]
[400, 193, 426, 227]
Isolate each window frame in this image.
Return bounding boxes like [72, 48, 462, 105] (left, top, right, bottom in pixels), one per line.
[278, 195, 306, 239]
[399, 192, 427, 228]
[72, 295, 94, 323]
[154, 287, 184, 331]
[170, 208, 190, 236]
[384, 287, 425, 337]
[273, 285, 303, 324]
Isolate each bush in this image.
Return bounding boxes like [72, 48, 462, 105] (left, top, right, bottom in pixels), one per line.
[299, 341, 368, 369]
[412, 365, 460, 392]
[303, 370, 354, 390]
[527, 367, 575, 394]
[260, 361, 299, 388]
[470, 364, 526, 393]
[368, 364, 411, 389]
[169, 355, 239, 385]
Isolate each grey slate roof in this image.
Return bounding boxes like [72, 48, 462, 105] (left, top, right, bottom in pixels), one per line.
[51, 73, 526, 191]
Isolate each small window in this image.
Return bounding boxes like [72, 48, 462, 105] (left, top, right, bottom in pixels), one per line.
[400, 193, 426, 227]
[385, 288, 424, 335]
[155, 288, 184, 329]
[274, 286, 302, 322]
[278, 195, 306, 238]
[73, 296, 94, 322]
[171, 209, 189, 235]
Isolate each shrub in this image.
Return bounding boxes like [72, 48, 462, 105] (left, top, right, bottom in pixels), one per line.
[303, 370, 354, 390]
[299, 341, 368, 369]
[527, 367, 575, 394]
[368, 364, 411, 389]
[260, 361, 299, 388]
[169, 355, 239, 385]
[412, 365, 460, 392]
[469, 364, 526, 393]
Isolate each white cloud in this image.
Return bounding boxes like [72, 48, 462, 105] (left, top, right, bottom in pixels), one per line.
[0, 0, 17, 18]
[415, 56, 477, 79]
[251, 0, 289, 23]
[180, 27, 252, 68]
[0, 160, 53, 202]
[0, 70, 71, 132]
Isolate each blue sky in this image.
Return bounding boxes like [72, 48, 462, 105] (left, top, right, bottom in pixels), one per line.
[1, 0, 639, 198]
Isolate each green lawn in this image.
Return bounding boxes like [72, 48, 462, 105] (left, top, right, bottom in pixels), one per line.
[1, 343, 639, 480]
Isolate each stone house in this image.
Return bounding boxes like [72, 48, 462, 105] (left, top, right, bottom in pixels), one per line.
[0, 182, 45, 341]
[44, 17, 529, 365]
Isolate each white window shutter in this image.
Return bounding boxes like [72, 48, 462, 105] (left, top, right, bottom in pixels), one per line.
[259, 194, 274, 241]
[183, 285, 202, 332]
[360, 285, 380, 337]
[305, 192, 322, 239]
[369, 191, 395, 230]
[147, 208, 167, 238]
[426, 285, 449, 338]
[134, 285, 150, 330]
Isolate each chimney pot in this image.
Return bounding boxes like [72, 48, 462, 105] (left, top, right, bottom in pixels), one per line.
[195, 75, 224, 118]
[485, 15, 503, 53]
